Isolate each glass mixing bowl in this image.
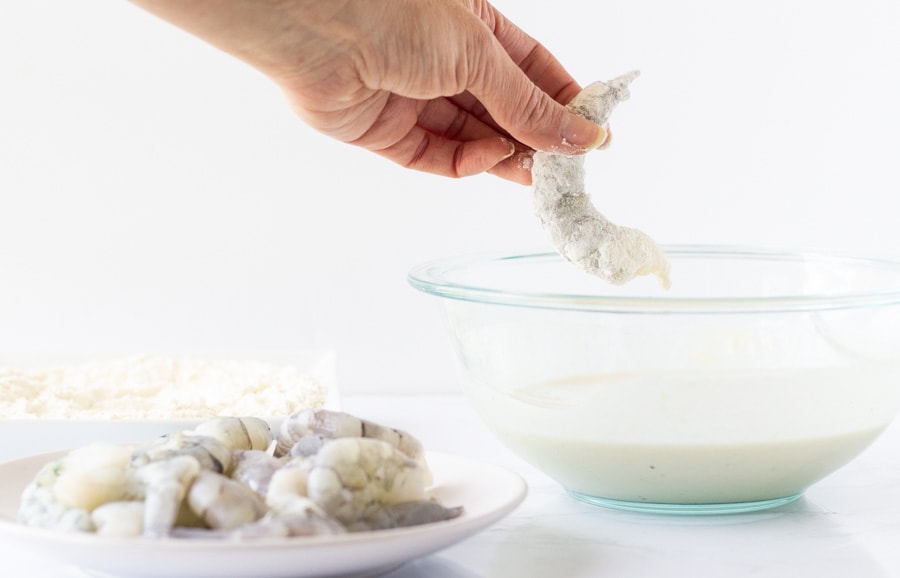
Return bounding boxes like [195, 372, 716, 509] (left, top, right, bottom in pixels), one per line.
[408, 246, 900, 514]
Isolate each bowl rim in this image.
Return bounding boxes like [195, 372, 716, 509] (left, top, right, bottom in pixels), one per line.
[407, 245, 900, 314]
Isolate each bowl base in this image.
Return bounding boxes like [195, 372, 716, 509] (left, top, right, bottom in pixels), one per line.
[567, 490, 803, 515]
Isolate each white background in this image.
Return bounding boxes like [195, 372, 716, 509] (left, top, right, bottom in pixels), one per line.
[1, 1, 898, 393]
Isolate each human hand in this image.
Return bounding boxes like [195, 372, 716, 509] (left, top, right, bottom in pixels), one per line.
[129, 0, 608, 184]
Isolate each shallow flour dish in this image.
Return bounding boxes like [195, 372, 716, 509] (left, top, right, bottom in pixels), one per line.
[0, 349, 341, 462]
[409, 246, 900, 514]
[0, 451, 526, 578]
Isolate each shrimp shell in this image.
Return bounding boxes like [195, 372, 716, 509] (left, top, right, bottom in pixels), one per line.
[194, 417, 273, 452]
[275, 409, 428, 474]
[131, 432, 233, 474]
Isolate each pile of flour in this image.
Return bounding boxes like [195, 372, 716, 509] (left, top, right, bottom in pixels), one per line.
[0, 356, 329, 419]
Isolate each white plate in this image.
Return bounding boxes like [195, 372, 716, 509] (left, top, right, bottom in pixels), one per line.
[0, 451, 526, 578]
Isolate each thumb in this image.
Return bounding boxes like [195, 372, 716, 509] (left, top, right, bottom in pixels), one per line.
[469, 46, 607, 154]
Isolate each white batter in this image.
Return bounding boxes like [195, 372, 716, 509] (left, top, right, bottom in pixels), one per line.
[465, 368, 895, 504]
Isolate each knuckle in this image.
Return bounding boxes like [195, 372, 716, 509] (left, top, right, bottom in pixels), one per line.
[407, 134, 432, 169]
[517, 86, 554, 126]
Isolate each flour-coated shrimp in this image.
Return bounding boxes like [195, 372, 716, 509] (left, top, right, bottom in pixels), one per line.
[532, 71, 671, 288]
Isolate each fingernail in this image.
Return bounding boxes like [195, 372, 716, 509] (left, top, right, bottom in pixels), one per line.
[561, 115, 608, 150]
[597, 127, 613, 150]
[500, 137, 516, 159]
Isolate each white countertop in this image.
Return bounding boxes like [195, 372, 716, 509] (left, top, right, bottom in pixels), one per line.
[2, 394, 899, 577]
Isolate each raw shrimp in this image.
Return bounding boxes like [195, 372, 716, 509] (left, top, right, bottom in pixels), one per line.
[18, 461, 94, 532]
[187, 471, 268, 530]
[305, 437, 433, 528]
[230, 449, 285, 498]
[532, 71, 671, 288]
[90, 501, 144, 537]
[348, 500, 463, 532]
[48, 443, 133, 511]
[171, 502, 345, 540]
[194, 417, 273, 452]
[287, 434, 326, 458]
[131, 431, 232, 474]
[18, 413, 461, 539]
[134, 454, 201, 537]
[254, 509, 345, 538]
[276, 409, 429, 480]
[265, 456, 314, 511]
[170, 475, 345, 540]
[18, 443, 134, 532]
[131, 416, 271, 474]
